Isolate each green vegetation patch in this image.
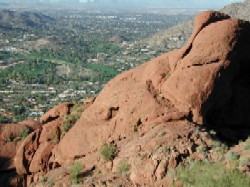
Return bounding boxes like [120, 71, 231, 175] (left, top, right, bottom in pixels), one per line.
[176, 161, 250, 187]
[100, 143, 117, 162]
[117, 159, 130, 176]
[70, 162, 84, 184]
[0, 60, 57, 84]
[85, 63, 119, 82]
[0, 51, 24, 60]
[6, 126, 30, 142]
[60, 113, 81, 137]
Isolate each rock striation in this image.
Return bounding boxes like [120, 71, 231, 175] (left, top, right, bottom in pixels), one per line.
[1, 10, 250, 186]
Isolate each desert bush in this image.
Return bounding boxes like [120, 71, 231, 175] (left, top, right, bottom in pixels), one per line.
[159, 131, 166, 137]
[60, 113, 81, 134]
[100, 143, 117, 161]
[163, 145, 169, 153]
[196, 145, 206, 153]
[176, 161, 250, 187]
[70, 162, 84, 184]
[47, 178, 55, 186]
[9, 126, 30, 142]
[132, 124, 138, 132]
[19, 127, 30, 138]
[60, 120, 72, 133]
[71, 103, 84, 113]
[239, 156, 250, 167]
[167, 167, 177, 178]
[39, 175, 48, 183]
[117, 160, 130, 176]
[225, 152, 240, 161]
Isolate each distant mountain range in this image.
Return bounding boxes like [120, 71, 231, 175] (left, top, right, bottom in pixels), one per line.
[222, 0, 250, 20]
[147, 0, 250, 48]
[0, 0, 244, 9]
[0, 10, 55, 30]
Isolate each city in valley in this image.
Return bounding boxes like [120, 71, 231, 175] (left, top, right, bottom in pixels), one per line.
[0, 8, 196, 123]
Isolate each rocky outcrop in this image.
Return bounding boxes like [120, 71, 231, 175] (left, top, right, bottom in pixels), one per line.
[40, 102, 73, 124]
[1, 10, 250, 186]
[0, 120, 41, 186]
[0, 121, 41, 172]
[15, 130, 41, 175]
[0, 103, 78, 186]
[57, 11, 250, 167]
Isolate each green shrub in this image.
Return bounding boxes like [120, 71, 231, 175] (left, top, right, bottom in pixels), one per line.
[167, 167, 177, 178]
[176, 161, 250, 187]
[39, 175, 48, 183]
[132, 125, 138, 132]
[60, 120, 72, 133]
[71, 103, 84, 113]
[60, 114, 81, 134]
[196, 145, 206, 153]
[239, 157, 250, 167]
[225, 152, 240, 161]
[159, 131, 166, 137]
[70, 162, 84, 184]
[244, 143, 250, 150]
[214, 147, 227, 155]
[8, 127, 30, 142]
[163, 145, 169, 153]
[100, 143, 117, 161]
[117, 160, 130, 176]
[212, 140, 228, 150]
[19, 127, 30, 138]
[47, 178, 55, 186]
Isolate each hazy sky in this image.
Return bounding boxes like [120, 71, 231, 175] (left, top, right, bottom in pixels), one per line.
[0, 0, 245, 8]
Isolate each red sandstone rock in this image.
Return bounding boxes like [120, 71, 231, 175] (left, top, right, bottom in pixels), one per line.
[40, 102, 73, 124]
[57, 11, 250, 165]
[29, 142, 54, 173]
[14, 130, 41, 175]
[0, 121, 41, 173]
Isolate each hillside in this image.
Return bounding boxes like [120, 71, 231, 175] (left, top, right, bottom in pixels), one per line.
[147, 0, 250, 48]
[0, 10, 55, 30]
[0, 10, 250, 187]
[222, 0, 250, 20]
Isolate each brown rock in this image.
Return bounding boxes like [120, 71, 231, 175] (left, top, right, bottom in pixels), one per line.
[0, 121, 41, 172]
[40, 102, 73, 124]
[39, 119, 61, 143]
[14, 130, 41, 175]
[29, 142, 54, 173]
[57, 11, 250, 165]
[155, 159, 168, 180]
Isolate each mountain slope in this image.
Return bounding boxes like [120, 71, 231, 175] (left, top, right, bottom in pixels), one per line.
[221, 0, 250, 20]
[147, 0, 250, 48]
[0, 10, 55, 30]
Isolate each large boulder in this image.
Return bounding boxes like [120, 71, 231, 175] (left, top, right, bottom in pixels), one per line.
[40, 102, 73, 124]
[14, 130, 41, 175]
[0, 121, 41, 187]
[57, 10, 250, 165]
[0, 121, 41, 172]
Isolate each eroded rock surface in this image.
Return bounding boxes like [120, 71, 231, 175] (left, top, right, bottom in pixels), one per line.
[57, 11, 250, 164]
